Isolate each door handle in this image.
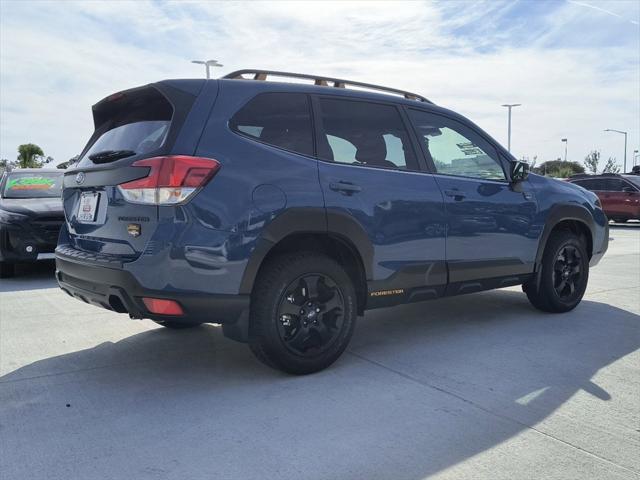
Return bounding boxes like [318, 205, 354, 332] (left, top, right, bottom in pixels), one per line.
[329, 182, 362, 195]
[444, 189, 465, 201]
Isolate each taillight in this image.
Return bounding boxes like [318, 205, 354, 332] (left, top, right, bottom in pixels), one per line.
[118, 156, 221, 205]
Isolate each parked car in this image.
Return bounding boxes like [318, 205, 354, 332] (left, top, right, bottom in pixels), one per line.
[567, 173, 640, 222]
[55, 70, 608, 374]
[0, 169, 65, 278]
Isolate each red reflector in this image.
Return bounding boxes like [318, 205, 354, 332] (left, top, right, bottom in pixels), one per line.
[119, 156, 221, 189]
[142, 297, 184, 315]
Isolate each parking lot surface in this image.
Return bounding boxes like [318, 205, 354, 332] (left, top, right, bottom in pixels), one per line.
[1, 226, 639, 480]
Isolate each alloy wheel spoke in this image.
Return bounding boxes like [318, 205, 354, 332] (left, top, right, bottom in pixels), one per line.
[556, 279, 567, 294]
[302, 275, 321, 301]
[288, 328, 312, 352]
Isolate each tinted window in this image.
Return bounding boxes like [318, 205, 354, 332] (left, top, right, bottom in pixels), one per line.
[603, 178, 626, 192]
[577, 179, 600, 191]
[3, 171, 63, 199]
[79, 89, 173, 167]
[317, 98, 418, 170]
[230, 93, 313, 156]
[408, 109, 505, 181]
[625, 176, 640, 189]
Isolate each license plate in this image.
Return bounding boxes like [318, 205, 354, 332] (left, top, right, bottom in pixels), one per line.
[77, 192, 100, 223]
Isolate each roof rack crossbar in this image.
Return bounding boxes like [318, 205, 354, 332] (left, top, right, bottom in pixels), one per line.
[223, 69, 432, 104]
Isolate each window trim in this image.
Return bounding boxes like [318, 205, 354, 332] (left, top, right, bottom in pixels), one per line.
[310, 94, 425, 173]
[622, 179, 640, 192]
[405, 107, 511, 183]
[227, 91, 318, 159]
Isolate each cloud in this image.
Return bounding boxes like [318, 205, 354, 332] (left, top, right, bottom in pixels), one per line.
[0, 0, 638, 169]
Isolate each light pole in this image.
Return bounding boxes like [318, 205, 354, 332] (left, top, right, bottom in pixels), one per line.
[501, 104, 521, 152]
[561, 138, 568, 162]
[604, 129, 628, 173]
[191, 59, 223, 79]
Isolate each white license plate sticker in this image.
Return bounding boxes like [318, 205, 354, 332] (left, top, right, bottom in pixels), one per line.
[77, 192, 100, 222]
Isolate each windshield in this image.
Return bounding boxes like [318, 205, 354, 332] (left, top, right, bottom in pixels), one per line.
[3, 172, 63, 199]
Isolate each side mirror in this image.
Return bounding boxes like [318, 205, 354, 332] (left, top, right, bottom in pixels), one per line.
[510, 160, 529, 183]
[623, 186, 636, 194]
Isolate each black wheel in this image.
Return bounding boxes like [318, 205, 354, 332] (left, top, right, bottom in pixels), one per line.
[0, 262, 15, 279]
[525, 230, 589, 313]
[152, 320, 201, 329]
[249, 251, 357, 375]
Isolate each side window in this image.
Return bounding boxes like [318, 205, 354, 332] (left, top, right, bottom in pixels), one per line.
[587, 179, 604, 191]
[229, 93, 313, 156]
[604, 178, 625, 192]
[317, 98, 418, 170]
[408, 109, 506, 181]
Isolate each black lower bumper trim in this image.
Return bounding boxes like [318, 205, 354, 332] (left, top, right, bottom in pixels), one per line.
[55, 254, 250, 328]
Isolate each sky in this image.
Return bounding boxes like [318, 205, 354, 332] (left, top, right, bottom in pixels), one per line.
[0, 0, 638, 171]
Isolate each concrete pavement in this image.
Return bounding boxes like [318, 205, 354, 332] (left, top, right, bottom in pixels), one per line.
[1, 226, 639, 480]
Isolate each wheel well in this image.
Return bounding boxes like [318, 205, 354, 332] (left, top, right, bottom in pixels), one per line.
[256, 233, 368, 315]
[549, 219, 593, 258]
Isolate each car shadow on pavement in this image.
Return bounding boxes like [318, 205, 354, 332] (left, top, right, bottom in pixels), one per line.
[0, 260, 57, 292]
[1, 289, 638, 480]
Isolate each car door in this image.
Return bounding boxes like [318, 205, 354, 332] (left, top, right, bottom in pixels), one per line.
[313, 96, 447, 304]
[406, 108, 539, 289]
[602, 178, 638, 218]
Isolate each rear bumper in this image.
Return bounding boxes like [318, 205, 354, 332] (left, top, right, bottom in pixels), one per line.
[55, 250, 250, 334]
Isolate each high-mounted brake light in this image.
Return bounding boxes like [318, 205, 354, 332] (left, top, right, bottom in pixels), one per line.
[118, 156, 221, 205]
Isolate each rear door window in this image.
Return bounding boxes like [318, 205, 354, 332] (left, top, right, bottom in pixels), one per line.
[316, 98, 418, 170]
[583, 179, 603, 191]
[229, 93, 314, 156]
[604, 178, 625, 191]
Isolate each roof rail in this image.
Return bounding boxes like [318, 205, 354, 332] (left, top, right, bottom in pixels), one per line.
[569, 173, 622, 178]
[222, 69, 433, 104]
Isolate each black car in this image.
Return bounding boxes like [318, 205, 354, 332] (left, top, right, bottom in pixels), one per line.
[0, 169, 65, 278]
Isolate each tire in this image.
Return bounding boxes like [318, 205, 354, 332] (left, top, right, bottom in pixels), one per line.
[525, 230, 589, 313]
[249, 251, 357, 375]
[612, 218, 628, 223]
[152, 320, 201, 329]
[0, 262, 15, 279]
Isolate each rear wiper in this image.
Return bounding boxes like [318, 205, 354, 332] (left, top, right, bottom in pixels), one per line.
[88, 149, 137, 164]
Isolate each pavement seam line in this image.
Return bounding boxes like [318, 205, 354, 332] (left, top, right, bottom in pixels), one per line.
[347, 350, 640, 477]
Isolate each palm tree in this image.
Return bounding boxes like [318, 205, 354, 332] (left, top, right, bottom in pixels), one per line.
[17, 144, 44, 168]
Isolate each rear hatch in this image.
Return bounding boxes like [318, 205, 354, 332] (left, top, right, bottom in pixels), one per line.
[62, 80, 213, 259]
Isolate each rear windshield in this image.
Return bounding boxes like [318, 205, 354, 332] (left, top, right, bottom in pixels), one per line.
[78, 88, 173, 167]
[3, 172, 63, 199]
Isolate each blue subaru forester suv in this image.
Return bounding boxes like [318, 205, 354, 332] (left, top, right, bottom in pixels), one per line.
[56, 70, 608, 374]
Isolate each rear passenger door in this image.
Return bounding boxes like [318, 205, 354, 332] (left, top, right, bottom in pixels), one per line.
[313, 96, 447, 302]
[406, 109, 539, 287]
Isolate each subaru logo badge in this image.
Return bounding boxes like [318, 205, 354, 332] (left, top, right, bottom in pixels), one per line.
[75, 172, 85, 185]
